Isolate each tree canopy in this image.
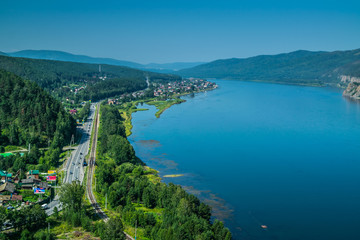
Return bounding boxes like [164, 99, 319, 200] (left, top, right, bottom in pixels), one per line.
[0, 70, 76, 148]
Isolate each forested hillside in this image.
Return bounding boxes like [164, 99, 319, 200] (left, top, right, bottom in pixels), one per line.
[95, 104, 232, 239]
[0, 55, 181, 102]
[0, 70, 76, 148]
[177, 49, 360, 86]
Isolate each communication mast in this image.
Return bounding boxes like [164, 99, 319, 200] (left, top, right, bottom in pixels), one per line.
[70, 134, 75, 147]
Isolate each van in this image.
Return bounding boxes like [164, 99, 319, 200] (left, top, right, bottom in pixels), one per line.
[41, 204, 48, 209]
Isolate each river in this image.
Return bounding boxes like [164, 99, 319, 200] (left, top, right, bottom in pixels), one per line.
[129, 79, 360, 240]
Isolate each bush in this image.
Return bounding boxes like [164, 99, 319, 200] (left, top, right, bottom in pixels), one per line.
[33, 230, 55, 240]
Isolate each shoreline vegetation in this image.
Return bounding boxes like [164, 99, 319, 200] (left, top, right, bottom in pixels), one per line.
[147, 98, 186, 118]
[119, 83, 218, 136]
[92, 103, 232, 239]
[163, 174, 185, 178]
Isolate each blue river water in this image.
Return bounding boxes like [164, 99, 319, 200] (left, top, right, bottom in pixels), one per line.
[129, 80, 360, 240]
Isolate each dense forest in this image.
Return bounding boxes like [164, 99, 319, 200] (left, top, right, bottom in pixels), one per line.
[0, 70, 77, 177]
[95, 104, 232, 240]
[0, 70, 75, 149]
[177, 48, 360, 85]
[80, 77, 146, 102]
[0, 55, 181, 103]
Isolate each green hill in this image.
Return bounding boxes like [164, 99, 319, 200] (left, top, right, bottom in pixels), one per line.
[177, 49, 360, 86]
[0, 55, 181, 102]
[0, 70, 76, 148]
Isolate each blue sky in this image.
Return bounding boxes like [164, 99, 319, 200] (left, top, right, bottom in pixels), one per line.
[1, 0, 360, 63]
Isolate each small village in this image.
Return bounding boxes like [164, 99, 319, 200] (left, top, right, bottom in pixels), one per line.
[152, 78, 217, 97]
[0, 169, 57, 209]
[107, 78, 218, 104]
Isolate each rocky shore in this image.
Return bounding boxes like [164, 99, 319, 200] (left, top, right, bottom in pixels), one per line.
[341, 75, 360, 99]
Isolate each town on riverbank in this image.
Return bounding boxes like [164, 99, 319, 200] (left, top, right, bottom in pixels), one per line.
[107, 77, 218, 103]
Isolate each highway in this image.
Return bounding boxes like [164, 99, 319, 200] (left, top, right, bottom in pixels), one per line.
[39, 103, 134, 239]
[45, 103, 97, 215]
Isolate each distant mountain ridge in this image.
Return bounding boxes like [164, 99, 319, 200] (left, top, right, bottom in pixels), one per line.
[7, 50, 143, 69]
[145, 62, 206, 71]
[5, 50, 205, 72]
[176, 49, 360, 86]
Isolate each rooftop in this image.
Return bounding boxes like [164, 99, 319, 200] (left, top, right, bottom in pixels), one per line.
[0, 182, 16, 193]
[0, 170, 12, 177]
[28, 170, 39, 175]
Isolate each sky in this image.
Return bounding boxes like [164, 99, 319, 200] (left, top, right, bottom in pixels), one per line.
[1, 0, 360, 64]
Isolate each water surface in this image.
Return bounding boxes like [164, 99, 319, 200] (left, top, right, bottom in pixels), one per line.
[129, 80, 360, 240]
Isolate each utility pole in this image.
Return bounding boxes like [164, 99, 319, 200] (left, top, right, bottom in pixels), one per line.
[105, 193, 107, 209]
[48, 222, 50, 233]
[135, 220, 137, 240]
[28, 143, 31, 153]
[70, 134, 74, 147]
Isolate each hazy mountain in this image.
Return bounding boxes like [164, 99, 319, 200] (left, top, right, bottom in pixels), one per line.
[144, 62, 206, 71]
[176, 49, 360, 86]
[0, 51, 7, 56]
[7, 50, 143, 69]
[5, 50, 205, 72]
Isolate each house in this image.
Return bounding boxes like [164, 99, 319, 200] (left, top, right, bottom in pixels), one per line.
[0, 195, 11, 204]
[0, 182, 16, 193]
[0, 195, 23, 204]
[11, 194, 23, 201]
[20, 178, 48, 190]
[21, 178, 41, 189]
[39, 181, 49, 190]
[0, 170, 12, 182]
[27, 170, 39, 179]
[12, 169, 22, 184]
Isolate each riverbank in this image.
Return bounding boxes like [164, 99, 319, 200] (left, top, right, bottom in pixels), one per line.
[118, 100, 149, 136]
[93, 102, 232, 240]
[119, 85, 217, 135]
[129, 79, 360, 240]
[146, 98, 186, 118]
